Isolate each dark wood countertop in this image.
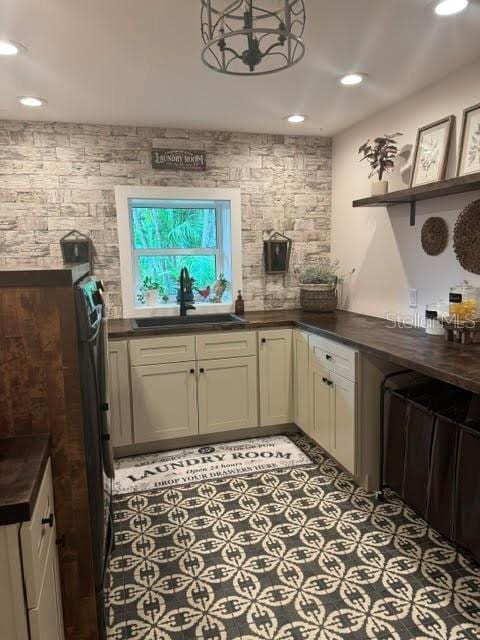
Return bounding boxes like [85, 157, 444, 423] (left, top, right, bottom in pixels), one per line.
[0, 263, 89, 288]
[109, 309, 480, 395]
[0, 435, 50, 525]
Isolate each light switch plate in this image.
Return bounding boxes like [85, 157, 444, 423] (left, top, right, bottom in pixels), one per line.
[409, 288, 418, 308]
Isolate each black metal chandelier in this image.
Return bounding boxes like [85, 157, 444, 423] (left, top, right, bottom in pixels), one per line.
[200, 0, 306, 76]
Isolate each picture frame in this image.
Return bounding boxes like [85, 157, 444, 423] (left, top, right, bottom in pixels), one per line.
[457, 102, 480, 177]
[410, 115, 455, 187]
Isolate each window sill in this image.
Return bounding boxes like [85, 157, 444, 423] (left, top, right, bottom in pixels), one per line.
[128, 302, 234, 319]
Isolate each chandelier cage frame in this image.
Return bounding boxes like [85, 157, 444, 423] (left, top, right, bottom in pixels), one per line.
[200, 0, 306, 76]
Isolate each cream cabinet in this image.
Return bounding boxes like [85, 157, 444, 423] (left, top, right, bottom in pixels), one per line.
[130, 332, 260, 443]
[131, 362, 198, 443]
[309, 355, 331, 451]
[0, 460, 64, 640]
[108, 341, 133, 447]
[258, 329, 293, 426]
[293, 330, 309, 433]
[308, 334, 358, 475]
[198, 357, 258, 434]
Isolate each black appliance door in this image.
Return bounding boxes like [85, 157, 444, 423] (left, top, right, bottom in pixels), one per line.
[75, 277, 113, 640]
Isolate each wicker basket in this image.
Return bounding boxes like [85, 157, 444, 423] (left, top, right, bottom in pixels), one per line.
[300, 284, 337, 312]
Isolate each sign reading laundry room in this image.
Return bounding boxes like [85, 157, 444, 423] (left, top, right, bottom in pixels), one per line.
[114, 435, 314, 494]
[151, 148, 207, 171]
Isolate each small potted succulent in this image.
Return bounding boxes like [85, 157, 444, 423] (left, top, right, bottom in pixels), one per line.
[358, 132, 402, 196]
[297, 259, 340, 313]
[139, 276, 163, 307]
[213, 273, 229, 303]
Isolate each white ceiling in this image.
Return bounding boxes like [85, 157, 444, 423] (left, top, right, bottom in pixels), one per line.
[1, 0, 480, 136]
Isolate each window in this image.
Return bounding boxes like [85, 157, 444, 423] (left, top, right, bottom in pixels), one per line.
[115, 187, 242, 317]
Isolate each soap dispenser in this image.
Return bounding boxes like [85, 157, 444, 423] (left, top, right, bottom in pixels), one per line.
[235, 290, 245, 315]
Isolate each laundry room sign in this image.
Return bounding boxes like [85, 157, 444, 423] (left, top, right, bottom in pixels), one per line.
[114, 435, 313, 493]
[152, 148, 207, 171]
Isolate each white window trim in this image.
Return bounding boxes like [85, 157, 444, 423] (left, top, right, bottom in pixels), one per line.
[115, 186, 243, 319]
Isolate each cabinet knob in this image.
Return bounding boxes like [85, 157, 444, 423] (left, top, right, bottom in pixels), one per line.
[261, 338, 266, 343]
[42, 513, 54, 528]
[322, 377, 328, 383]
[190, 369, 195, 374]
[200, 368, 205, 373]
[325, 354, 333, 361]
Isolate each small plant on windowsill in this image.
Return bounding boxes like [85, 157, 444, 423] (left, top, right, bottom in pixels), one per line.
[297, 259, 340, 313]
[138, 276, 163, 307]
[213, 273, 229, 303]
[358, 132, 402, 196]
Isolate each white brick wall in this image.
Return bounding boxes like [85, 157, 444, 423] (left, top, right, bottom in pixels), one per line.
[0, 121, 332, 317]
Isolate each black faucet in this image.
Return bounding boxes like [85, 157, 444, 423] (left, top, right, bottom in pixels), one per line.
[179, 267, 196, 317]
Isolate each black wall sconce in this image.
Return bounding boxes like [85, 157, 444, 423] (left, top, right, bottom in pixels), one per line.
[264, 231, 293, 274]
[60, 230, 94, 272]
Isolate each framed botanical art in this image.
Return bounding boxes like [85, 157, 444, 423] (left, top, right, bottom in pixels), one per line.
[457, 102, 480, 177]
[410, 116, 455, 187]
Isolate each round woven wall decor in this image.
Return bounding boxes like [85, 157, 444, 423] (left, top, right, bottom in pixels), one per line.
[421, 216, 448, 256]
[454, 199, 480, 275]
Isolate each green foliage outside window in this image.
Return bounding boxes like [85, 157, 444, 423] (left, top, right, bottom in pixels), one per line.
[132, 208, 217, 249]
[132, 207, 223, 302]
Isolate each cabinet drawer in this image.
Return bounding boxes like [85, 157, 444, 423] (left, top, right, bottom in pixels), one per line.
[20, 459, 56, 610]
[196, 331, 256, 360]
[310, 334, 357, 382]
[129, 335, 195, 365]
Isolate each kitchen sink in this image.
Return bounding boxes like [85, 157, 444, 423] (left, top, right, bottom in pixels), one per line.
[132, 313, 248, 330]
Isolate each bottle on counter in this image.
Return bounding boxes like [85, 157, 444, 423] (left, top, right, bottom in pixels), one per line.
[449, 281, 479, 322]
[235, 290, 245, 316]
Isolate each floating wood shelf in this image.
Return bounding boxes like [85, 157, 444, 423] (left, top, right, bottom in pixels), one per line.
[352, 171, 480, 226]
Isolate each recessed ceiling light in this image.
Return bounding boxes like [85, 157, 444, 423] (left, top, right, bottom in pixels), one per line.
[435, 0, 469, 15]
[340, 73, 365, 86]
[287, 114, 306, 124]
[18, 96, 47, 107]
[0, 40, 24, 56]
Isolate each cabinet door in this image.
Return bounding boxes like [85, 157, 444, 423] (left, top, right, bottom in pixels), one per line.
[330, 372, 356, 475]
[131, 362, 198, 443]
[309, 357, 331, 452]
[293, 330, 309, 433]
[198, 357, 258, 434]
[108, 341, 133, 447]
[28, 535, 64, 640]
[258, 329, 293, 426]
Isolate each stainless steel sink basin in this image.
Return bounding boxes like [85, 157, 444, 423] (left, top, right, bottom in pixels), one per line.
[132, 314, 248, 330]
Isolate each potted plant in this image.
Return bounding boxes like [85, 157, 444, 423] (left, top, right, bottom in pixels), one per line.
[139, 276, 162, 307]
[297, 259, 340, 313]
[213, 273, 229, 303]
[358, 132, 402, 196]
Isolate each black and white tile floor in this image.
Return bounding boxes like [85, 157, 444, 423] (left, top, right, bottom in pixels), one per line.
[106, 433, 480, 640]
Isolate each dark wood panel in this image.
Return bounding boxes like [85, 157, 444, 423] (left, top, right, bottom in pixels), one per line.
[0, 435, 50, 525]
[109, 310, 480, 395]
[0, 286, 98, 640]
[0, 263, 89, 288]
[353, 171, 480, 208]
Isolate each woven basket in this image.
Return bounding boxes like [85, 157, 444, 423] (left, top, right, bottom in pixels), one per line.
[300, 284, 337, 312]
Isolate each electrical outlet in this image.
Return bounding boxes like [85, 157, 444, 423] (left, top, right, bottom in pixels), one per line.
[409, 288, 418, 309]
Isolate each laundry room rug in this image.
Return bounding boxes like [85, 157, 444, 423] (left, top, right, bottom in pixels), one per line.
[113, 435, 314, 494]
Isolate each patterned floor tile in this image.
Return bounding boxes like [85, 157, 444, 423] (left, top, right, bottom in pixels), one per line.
[106, 433, 480, 640]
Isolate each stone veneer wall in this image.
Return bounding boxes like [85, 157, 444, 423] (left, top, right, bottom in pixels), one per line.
[0, 121, 332, 317]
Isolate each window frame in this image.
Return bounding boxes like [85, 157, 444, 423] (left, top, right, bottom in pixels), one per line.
[115, 186, 242, 319]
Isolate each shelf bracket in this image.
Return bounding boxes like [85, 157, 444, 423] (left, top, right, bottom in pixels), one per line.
[409, 201, 416, 227]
